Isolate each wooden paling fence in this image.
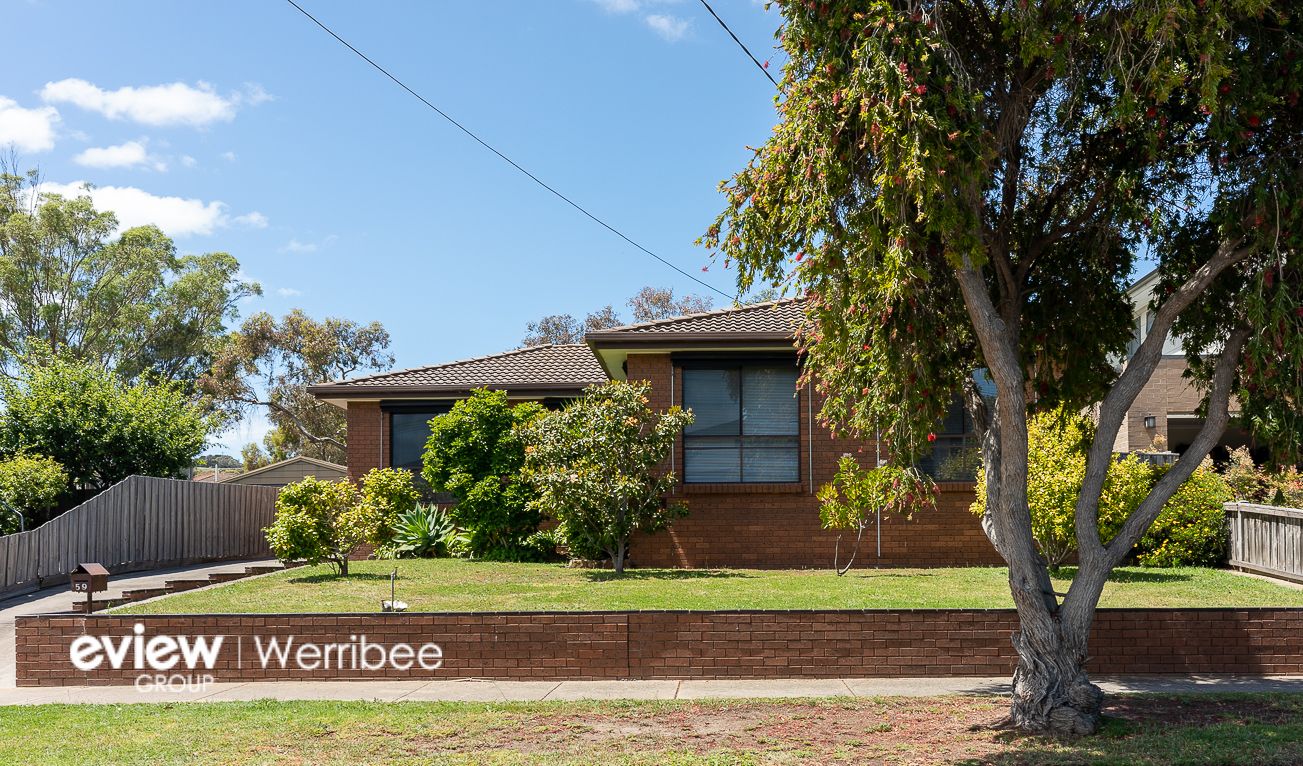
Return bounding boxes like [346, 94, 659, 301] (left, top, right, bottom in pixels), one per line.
[1227, 501, 1303, 585]
[0, 475, 279, 598]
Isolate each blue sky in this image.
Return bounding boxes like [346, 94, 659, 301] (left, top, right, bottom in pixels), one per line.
[1, 0, 785, 454]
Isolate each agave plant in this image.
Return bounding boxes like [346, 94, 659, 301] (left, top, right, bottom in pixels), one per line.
[381, 504, 465, 559]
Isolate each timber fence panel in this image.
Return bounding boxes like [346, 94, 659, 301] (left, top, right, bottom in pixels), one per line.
[0, 476, 279, 598]
[1226, 501, 1303, 585]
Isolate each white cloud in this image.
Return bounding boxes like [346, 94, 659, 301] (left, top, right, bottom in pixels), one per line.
[180, 155, 198, 168]
[221, 151, 237, 162]
[72, 139, 167, 171]
[644, 14, 690, 41]
[0, 97, 60, 152]
[593, 0, 640, 11]
[275, 287, 302, 297]
[280, 238, 317, 254]
[233, 211, 269, 229]
[40, 79, 271, 127]
[279, 235, 336, 254]
[38, 180, 228, 238]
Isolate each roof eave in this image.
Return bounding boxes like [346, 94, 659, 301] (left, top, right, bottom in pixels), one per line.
[307, 382, 603, 401]
[584, 332, 797, 348]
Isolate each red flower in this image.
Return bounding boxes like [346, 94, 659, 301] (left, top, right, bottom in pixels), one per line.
[914, 84, 927, 95]
[1247, 114, 1261, 128]
[927, 433, 936, 443]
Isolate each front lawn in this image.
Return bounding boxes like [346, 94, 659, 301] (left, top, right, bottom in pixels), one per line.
[2, 695, 1302, 765]
[114, 559, 1303, 614]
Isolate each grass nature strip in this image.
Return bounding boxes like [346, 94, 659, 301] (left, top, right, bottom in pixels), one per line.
[1, 695, 1302, 765]
[114, 559, 1303, 615]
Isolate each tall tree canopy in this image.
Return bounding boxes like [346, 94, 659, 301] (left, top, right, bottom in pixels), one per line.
[521, 286, 715, 346]
[707, 0, 1301, 734]
[0, 169, 259, 382]
[201, 310, 393, 464]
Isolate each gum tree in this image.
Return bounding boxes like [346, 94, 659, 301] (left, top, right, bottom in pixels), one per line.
[707, 1, 1301, 734]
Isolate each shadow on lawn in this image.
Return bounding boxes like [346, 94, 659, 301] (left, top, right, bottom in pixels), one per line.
[580, 569, 754, 583]
[1053, 567, 1196, 584]
[287, 572, 393, 584]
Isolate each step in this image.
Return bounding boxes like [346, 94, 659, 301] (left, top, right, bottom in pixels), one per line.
[120, 587, 170, 602]
[72, 597, 128, 614]
[243, 565, 284, 576]
[207, 571, 248, 584]
[164, 579, 211, 593]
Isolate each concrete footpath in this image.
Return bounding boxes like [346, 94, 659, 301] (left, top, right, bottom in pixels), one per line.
[2, 675, 1302, 706]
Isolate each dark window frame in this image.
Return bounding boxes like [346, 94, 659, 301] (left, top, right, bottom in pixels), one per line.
[385, 401, 455, 473]
[678, 359, 801, 484]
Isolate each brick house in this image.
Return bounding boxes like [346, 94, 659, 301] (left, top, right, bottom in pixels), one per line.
[309, 300, 999, 568]
[1114, 269, 1255, 460]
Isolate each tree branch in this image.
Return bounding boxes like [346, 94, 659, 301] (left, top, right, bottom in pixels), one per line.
[250, 395, 346, 451]
[1104, 326, 1250, 563]
[1073, 236, 1255, 556]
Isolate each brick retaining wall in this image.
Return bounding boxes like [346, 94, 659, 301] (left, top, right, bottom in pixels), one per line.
[16, 608, 1303, 686]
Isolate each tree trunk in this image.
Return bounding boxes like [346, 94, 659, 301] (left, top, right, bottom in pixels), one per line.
[337, 555, 349, 577]
[612, 539, 626, 574]
[1008, 610, 1103, 735]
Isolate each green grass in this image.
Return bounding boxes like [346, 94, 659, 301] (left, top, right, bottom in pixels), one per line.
[2, 695, 1302, 765]
[114, 559, 1303, 614]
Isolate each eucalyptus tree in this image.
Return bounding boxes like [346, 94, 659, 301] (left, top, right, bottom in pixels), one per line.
[707, 0, 1301, 734]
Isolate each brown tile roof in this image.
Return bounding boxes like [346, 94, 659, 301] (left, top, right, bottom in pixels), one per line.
[308, 344, 608, 398]
[586, 298, 805, 343]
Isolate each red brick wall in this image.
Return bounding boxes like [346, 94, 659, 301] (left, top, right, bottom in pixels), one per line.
[345, 402, 386, 482]
[18, 609, 1303, 686]
[337, 355, 1002, 568]
[625, 353, 1001, 568]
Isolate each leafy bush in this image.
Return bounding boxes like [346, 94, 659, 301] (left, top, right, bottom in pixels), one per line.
[1136, 460, 1234, 567]
[0, 454, 68, 532]
[520, 380, 693, 573]
[422, 389, 545, 560]
[0, 349, 209, 492]
[818, 456, 936, 573]
[358, 467, 420, 545]
[973, 409, 1139, 567]
[1224, 446, 1303, 508]
[522, 527, 567, 563]
[264, 477, 378, 575]
[377, 504, 464, 559]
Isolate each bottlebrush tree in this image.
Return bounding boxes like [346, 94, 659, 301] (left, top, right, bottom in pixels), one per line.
[705, 0, 1301, 735]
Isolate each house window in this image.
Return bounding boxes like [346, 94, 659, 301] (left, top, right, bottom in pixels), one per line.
[681, 364, 799, 483]
[386, 404, 453, 472]
[917, 373, 994, 481]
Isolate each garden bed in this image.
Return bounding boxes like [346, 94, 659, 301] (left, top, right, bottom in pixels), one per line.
[113, 559, 1303, 615]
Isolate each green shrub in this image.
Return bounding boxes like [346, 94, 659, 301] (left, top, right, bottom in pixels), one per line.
[521, 527, 567, 563]
[358, 467, 420, 545]
[973, 409, 1140, 567]
[0, 454, 68, 532]
[422, 389, 545, 560]
[1137, 460, 1233, 567]
[264, 477, 377, 575]
[520, 380, 693, 574]
[377, 504, 463, 559]
[1224, 446, 1303, 509]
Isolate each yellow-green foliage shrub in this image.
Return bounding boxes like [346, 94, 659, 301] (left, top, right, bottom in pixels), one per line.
[974, 409, 1138, 567]
[264, 477, 381, 575]
[1136, 460, 1233, 567]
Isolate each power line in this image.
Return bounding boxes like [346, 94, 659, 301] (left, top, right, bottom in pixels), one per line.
[283, 0, 735, 301]
[697, 0, 780, 89]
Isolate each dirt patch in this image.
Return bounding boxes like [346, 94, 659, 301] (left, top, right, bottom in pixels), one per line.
[402, 695, 1303, 765]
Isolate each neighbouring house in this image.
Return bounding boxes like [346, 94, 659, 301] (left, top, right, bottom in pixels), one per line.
[308, 301, 998, 568]
[219, 456, 348, 488]
[1115, 269, 1257, 460]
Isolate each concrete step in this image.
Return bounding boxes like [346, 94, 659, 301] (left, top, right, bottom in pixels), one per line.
[243, 565, 284, 576]
[164, 579, 211, 593]
[207, 571, 248, 584]
[72, 597, 128, 614]
[120, 587, 170, 602]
